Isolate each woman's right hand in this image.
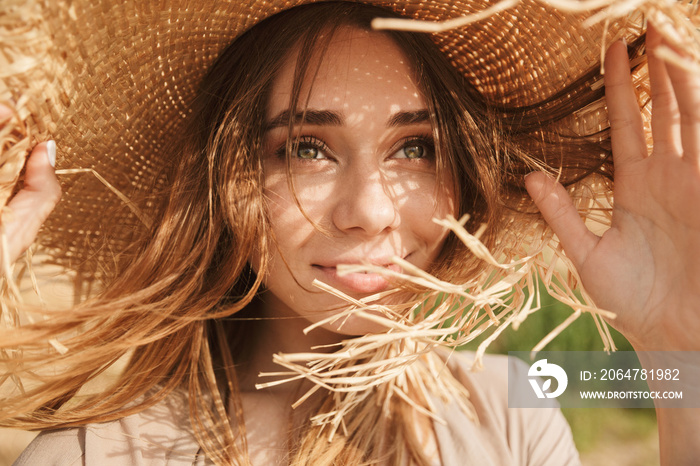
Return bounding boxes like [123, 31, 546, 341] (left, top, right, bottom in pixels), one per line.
[0, 104, 61, 267]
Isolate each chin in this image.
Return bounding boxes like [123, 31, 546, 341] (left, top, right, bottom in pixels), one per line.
[299, 298, 407, 338]
[315, 316, 390, 337]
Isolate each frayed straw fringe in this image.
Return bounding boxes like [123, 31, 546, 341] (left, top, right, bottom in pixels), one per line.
[0, 1, 80, 364]
[257, 176, 616, 439]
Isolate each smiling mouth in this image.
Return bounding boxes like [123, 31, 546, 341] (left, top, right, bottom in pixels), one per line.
[312, 260, 403, 294]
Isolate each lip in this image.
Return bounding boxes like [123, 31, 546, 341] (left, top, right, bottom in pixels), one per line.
[312, 257, 404, 294]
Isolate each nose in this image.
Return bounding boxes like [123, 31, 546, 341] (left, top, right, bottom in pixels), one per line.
[331, 164, 399, 236]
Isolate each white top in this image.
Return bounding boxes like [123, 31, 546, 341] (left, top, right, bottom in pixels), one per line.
[14, 352, 580, 465]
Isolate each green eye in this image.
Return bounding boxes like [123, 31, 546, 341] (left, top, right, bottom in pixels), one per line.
[403, 145, 424, 159]
[298, 146, 319, 159]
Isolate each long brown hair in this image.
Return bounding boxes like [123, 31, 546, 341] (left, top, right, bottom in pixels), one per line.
[0, 2, 644, 465]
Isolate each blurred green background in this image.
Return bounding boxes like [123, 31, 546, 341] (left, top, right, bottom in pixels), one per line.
[465, 287, 659, 466]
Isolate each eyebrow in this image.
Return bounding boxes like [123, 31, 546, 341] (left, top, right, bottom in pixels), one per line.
[387, 110, 430, 127]
[264, 109, 431, 131]
[265, 110, 342, 130]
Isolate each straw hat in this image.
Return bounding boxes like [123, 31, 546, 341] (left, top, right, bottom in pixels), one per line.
[0, 0, 697, 285]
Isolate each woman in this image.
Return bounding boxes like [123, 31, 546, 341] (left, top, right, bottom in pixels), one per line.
[2, 1, 699, 464]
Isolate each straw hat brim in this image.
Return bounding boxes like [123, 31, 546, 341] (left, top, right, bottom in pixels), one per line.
[0, 0, 692, 283]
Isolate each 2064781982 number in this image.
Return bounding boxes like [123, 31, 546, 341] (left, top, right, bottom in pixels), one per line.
[599, 368, 680, 381]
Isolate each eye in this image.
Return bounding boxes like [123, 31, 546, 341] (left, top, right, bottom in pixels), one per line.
[402, 144, 424, 159]
[297, 145, 321, 159]
[295, 137, 329, 160]
[275, 136, 330, 160]
[392, 137, 434, 160]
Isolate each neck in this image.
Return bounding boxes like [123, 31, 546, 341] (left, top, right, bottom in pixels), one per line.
[236, 291, 345, 394]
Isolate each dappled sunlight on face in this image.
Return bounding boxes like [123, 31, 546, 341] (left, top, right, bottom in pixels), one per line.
[257, 26, 455, 335]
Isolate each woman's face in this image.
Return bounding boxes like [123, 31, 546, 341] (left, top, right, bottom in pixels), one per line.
[259, 27, 454, 335]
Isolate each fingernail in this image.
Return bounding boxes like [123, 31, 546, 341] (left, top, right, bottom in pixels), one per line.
[46, 140, 56, 168]
[621, 36, 628, 47]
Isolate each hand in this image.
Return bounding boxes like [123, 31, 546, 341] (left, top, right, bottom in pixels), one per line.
[0, 105, 61, 268]
[525, 26, 700, 351]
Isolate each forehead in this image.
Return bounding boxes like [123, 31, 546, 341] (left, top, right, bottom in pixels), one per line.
[266, 26, 426, 119]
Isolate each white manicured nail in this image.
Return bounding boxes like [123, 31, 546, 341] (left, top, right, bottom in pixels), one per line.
[46, 140, 56, 167]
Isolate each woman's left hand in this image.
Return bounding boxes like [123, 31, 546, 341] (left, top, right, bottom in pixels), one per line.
[0, 105, 61, 269]
[525, 25, 700, 351]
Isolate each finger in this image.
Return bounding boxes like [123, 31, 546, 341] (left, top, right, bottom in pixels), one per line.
[525, 172, 599, 271]
[21, 140, 58, 192]
[3, 141, 61, 264]
[647, 24, 682, 156]
[660, 40, 700, 165]
[605, 41, 647, 170]
[0, 104, 12, 121]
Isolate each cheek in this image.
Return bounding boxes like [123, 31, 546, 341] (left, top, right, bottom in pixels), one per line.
[399, 177, 456, 249]
[263, 171, 327, 235]
[431, 185, 458, 253]
[263, 172, 292, 230]
[261, 171, 334, 279]
[263, 174, 304, 258]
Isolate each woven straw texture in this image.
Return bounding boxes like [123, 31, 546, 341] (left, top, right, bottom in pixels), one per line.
[0, 0, 667, 284]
